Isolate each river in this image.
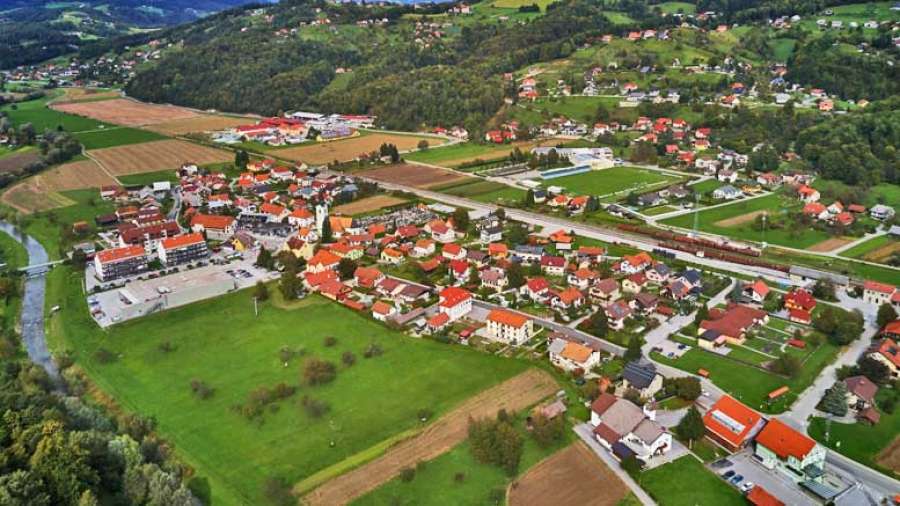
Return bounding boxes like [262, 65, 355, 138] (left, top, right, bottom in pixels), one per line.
[0, 221, 58, 381]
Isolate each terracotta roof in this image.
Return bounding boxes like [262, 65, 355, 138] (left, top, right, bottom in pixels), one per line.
[700, 304, 767, 338]
[873, 338, 900, 368]
[558, 287, 584, 305]
[784, 289, 816, 311]
[702, 395, 762, 448]
[439, 287, 471, 308]
[748, 279, 769, 297]
[191, 214, 235, 230]
[560, 341, 593, 364]
[161, 233, 205, 250]
[592, 422, 620, 444]
[260, 202, 286, 216]
[754, 419, 816, 461]
[747, 486, 785, 506]
[864, 280, 896, 294]
[845, 375, 878, 403]
[371, 301, 393, 315]
[308, 249, 341, 268]
[96, 245, 145, 264]
[487, 309, 529, 328]
[427, 312, 450, 328]
[884, 320, 900, 335]
[591, 392, 617, 416]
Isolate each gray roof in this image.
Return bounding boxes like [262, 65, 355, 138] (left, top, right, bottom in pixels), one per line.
[601, 399, 646, 436]
[623, 361, 657, 389]
[632, 418, 665, 444]
[789, 266, 850, 286]
[548, 338, 567, 356]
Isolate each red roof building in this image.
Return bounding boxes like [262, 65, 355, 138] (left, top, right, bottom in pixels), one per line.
[755, 419, 819, 462]
[703, 395, 764, 452]
[746, 486, 785, 506]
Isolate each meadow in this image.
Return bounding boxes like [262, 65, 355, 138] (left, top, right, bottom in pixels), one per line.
[1, 95, 108, 133]
[73, 126, 167, 150]
[44, 274, 529, 506]
[638, 456, 744, 506]
[434, 179, 526, 204]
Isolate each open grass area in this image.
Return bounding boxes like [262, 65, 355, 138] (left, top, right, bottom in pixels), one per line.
[1, 95, 108, 133]
[762, 246, 900, 285]
[404, 142, 515, 166]
[652, 338, 840, 414]
[0, 230, 25, 329]
[492, 0, 556, 10]
[15, 189, 113, 259]
[840, 235, 897, 260]
[44, 273, 529, 506]
[434, 179, 526, 204]
[660, 193, 832, 249]
[656, 1, 696, 14]
[352, 418, 574, 505]
[808, 389, 900, 478]
[638, 456, 743, 506]
[544, 166, 679, 198]
[73, 126, 167, 150]
[117, 169, 180, 186]
[603, 11, 636, 24]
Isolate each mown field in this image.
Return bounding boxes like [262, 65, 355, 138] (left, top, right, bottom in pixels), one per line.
[1, 95, 108, 133]
[73, 126, 167, 150]
[44, 274, 529, 506]
[639, 456, 743, 506]
[433, 179, 526, 204]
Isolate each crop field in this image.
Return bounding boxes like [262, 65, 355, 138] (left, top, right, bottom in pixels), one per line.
[359, 163, 473, 189]
[508, 442, 627, 506]
[55, 87, 121, 103]
[304, 369, 556, 505]
[87, 139, 232, 175]
[73, 126, 167, 150]
[0, 148, 40, 173]
[405, 139, 555, 168]
[51, 98, 199, 126]
[661, 193, 832, 249]
[1, 96, 107, 133]
[840, 235, 900, 264]
[277, 132, 440, 165]
[45, 279, 530, 506]
[332, 195, 409, 215]
[543, 166, 679, 197]
[640, 456, 743, 506]
[145, 114, 254, 136]
[1, 157, 118, 213]
[1, 182, 76, 213]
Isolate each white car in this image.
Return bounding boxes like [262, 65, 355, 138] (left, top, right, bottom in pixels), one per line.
[740, 482, 755, 493]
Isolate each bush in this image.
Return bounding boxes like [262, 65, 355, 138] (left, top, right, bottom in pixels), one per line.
[417, 408, 433, 422]
[341, 351, 356, 367]
[363, 343, 384, 358]
[453, 472, 466, 483]
[300, 395, 330, 418]
[94, 348, 117, 364]
[303, 359, 337, 386]
[530, 413, 565, 448]
[399, 467, 416, 482]
[324, 336, 337, 347]
[190, 379, 214, 400]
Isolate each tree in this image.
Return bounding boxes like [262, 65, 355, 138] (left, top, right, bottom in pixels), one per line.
[468, 413, 524, 476]
[624, 336, 643, 362]
[877, 303, 898, 329]
[507, 261, 525, 289]
[675, 407, 705, 448]
[320, 216, 333, 243]
[770, 354, 801, 378]
[417, 139, 429, 150]
[279, 268, 300, 300]
[693, 303, 709, 327]
[812, 279, 836, 301]
[255, 246, 274, 269]
[858, 356, 891, 384]
[452, 208, 470, 232]
[254, 281, 269, 302]
[234, 150, 249, 170]
[337, 258, 357, 280]
[590, 310, 608, 338]
[523, 189, 535, 207]
[303, 358, 337, 386]
[818, 381, 849, 416]
[530, 413, 564, 447]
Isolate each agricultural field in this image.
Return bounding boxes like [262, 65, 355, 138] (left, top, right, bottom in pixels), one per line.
[543, 166, 680, 198]
[54, 87, 121, 103]
[491, 0, 556, 10]
[433, 179, 526, 204]
[87, 139, 232, 175]
[4, 189, 115, 256]
[638, 456, 744, 506]
[405, 139, 556, 168]
[277, 132, 441, 165]
[358, 163, 472, 189]
[1, 95, 107, 133]
[840, 235, 900, 265]
[332, 195, 409, 216]
[660, 193, 833, 249]
[50, 98, 200, 127]
[73, 126, 168, 150]
[44, 279, 532, 506]
[0, 148, 41, 174]
[145, 114, 254, 136]
[808, 389, 900, 478]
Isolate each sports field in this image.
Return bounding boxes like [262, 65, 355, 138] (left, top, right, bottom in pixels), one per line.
[277, 132, 440, 165]
[45, 277, 529, 506]
[543, 166, 679, 198]
[660, 193, 832, 249]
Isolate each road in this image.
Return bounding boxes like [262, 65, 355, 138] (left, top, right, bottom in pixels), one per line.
[573, 423, 658, 506]
[0, 221, 59, 383]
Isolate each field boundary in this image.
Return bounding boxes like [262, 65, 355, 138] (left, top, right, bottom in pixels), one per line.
[300, 368, 557, 505]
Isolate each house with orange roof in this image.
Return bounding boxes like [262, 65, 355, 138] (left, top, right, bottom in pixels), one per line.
[259, 202, 288, 222]
[306, 249, 341, 273]
[548, 337, 600, 371]
[158, 233, 209, 266]
[371, 301, 396, 322]
[288, 208, 315, 228]
[426, 219, 455, 243]
[93, 245, 148, 281]
[380, 247, 404, 265]
[746, 486, 785, 506]
[328, 242, 363, 260]
[438, 287, 472, 321]
[485, 309, 534, 345]
[411, 238, 436, 258]
[553, 286, 586, 310]
[754, 418, 826, 483]
[441, 242, 467, 261]
[868, 337, 900, 379]
[796, 185, 820, 203]
[618, 252, 652, 274]
[353, 266, 385, 289]
[699, 304, 768, 345]
[743, 279, 770, 303]
[190, 214, 236, 241]
[863, 280, 896, 305]
[488, 242, 508, 259]
[567, 268, 599, 290]
[549, 229, 574, 250]
[702, 395, 765, 452]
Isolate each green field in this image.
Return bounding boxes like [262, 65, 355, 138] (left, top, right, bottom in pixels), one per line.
[638, 456, 744, 506]
[808, 389, 900, 478]
[0, 230, 27, 329]
[0, 95, 108, 133]
[603, 11, 636, 24]
[839, 235, 897, 261]
[660, 193, 832, 249]
[656, 1, 696, 14]
[772, 38, 797, 61]
[117, 169, 181, 186]
[405, 142, 515, 166]
[15, 189, 114, 259]
[434, 179, 526, 204]
[492, 0, 556, 10]
[74, 126, 167, 150]
[44, 274, 530, 506]
[544, 167, 679, 198]
[652, 338, 839, 414]
[353, 423, 574, 505]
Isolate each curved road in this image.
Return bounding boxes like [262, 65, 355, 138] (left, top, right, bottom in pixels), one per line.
[0, 222, 58, 382]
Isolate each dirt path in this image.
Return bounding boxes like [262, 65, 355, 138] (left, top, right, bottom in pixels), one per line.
[713, 209, 766, 228]
[508, 442, 628, 506]
[808, 237, 854, 253]
[877, 435, 900, 474]
[300, 368, 558, 506]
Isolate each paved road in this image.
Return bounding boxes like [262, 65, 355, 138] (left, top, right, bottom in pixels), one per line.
[0, 221, 58, 383]
[573, 423, 658, 506]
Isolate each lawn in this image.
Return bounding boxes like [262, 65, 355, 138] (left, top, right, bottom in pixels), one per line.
[656, 1, 696, 14]
[638, 456, 744, 506]
[352, 419, 574, 505]
[771, 38, 797, 61]
[1, 95, 107, 133]
[117, 169, 181, 186]
[651, 339, 839, 414]
[689, 178, 722, 196]
[44, 273, 530, 506]
[544, 166, 679, 198]
[808, 390, 900, 478]
[660, 193, 832, 249]
[603, 11, 636, 24]
[74, 126, 167, 150]
[434, 179, 526, 204]
[17, 189, 115, 259]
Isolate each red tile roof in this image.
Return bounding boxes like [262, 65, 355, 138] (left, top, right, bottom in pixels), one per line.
[191, 214, 235, 230]
[865, 280, 895, 294]
[591, 392, 617, 416]
[755, 419, 817, 461]
[702, 395, 762, 449]
[487, 309, 529, 328]
[161, 233, 205, 250]
[439, 287, 471, 308]
[746, 486, 785, 506]
[308, 249, 341, 268]
[96, 245, 145, 264]
[784, 289, 816, 312]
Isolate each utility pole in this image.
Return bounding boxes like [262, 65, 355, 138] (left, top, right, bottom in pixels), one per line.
[253, 296, 258, 317]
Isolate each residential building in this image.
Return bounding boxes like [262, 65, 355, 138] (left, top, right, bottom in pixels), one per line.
[870, 204, 895, 221]
[621, 360, 663, 399]
[548, 337, 600, 372]
[702, 395, 765, 452]
[306, 249, 341, 273]
[485, 309, 534, 345]
[867, 338, 900, 378]
[158, 233, 209, 266]
[863, 280, 896, 305]
[371, 301, 396, 321]
[844, 375, 878, 410]
[590, 393, 671, 461]
[520, 277, 550, 302]
[618, 252, 652, 274]
[754, 419, 826, 483]
[190, 214, 236, 241]
[590, 278, 620, 302]
[699, 304, 768, 345]
[438, 287, 472, 321]
[93, 245, 148, 281]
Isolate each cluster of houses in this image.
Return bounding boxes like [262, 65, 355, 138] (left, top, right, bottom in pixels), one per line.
[797, 185, 895, 226]
[213, 112, 376, 146]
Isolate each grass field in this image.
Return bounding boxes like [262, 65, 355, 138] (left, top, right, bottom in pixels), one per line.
[44, 276, 529, 506]
[1, 95, 107, 133]
[840, 235, 898, 261]
[543, 167, 679, 198]
[10, 189, 114, 259]
[656, 1, 696, 14]
[603, 11, 636, 24]
[117, 169, 181, 186]
[73, 127, 167, 150]
[492, 0, 556, 10]
[808, 389, 900, 478]
[405, 142, 519, 167]
[638, 456, 744, 506]
[651, 338, 839, 414]
[0, 230, 26, 329]
[660, 193, 832, 249]
[434, 179, 526, 204]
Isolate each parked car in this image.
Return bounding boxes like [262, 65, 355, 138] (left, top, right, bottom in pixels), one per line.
[740, 482, 755, 493]
[730, 475, 744, 485]
[722, 470, 735, 479]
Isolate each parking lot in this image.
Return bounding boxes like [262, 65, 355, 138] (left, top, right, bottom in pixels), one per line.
[88, 257, 277, 327]
[709, 450, 825, 506]
[655, 338, 691, 359]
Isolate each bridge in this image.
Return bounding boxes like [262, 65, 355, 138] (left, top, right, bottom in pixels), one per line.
[17, 260, 65, 277]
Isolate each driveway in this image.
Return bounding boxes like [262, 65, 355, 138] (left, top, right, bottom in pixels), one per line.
[712, 450, 820, 506]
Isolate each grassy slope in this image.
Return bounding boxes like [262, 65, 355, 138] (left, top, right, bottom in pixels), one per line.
[639, 456, 744, 506]
[44, 270, 529, 506]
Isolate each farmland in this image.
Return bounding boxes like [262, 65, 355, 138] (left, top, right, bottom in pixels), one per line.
[50, 98, 200, 127]
[44, 277, 531, 506]
[543, 166, 680, 198]
[405, 139, 557, 168]
[146, 115, 254, 136]
[660, 193, 832, 249]
[73, 126, 167, 150]
[433, 179, 526, 204]
[0, 148, 41, 174]
[358, 163, 472, 189]
[87, 139, 232, 175]
[276, 132, 441, 165]
[840, 235, 900, 264]
[1, 95, 107, 133]
[332, 195, 409, 216]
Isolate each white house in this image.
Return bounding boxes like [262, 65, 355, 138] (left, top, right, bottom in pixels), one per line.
[438, 287, 472, 321]
[548, 338, 600, 372]
[754, 419, 826, 483]
[485, 309, 534, 345]
[590, 393, 672, 461]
